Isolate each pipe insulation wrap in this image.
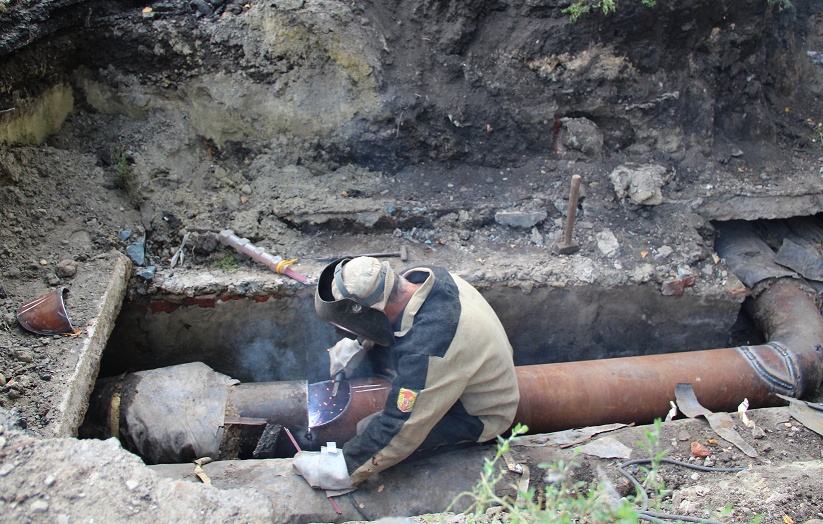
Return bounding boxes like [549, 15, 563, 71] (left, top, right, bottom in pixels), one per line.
[114, 362, 238, 465]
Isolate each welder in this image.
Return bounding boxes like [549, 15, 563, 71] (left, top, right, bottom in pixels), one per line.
[292, 256, 520, 492]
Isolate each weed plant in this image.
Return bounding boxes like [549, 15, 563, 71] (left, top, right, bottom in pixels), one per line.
[110, 144, 141, 201]
[448, 420, 744, 524]
[448, 424, 639, 523]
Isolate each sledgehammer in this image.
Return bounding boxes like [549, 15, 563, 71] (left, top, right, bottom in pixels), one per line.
[555, 175, 582, 255]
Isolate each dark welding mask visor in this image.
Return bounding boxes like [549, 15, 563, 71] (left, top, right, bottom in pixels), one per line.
[315, 258, 395, 347]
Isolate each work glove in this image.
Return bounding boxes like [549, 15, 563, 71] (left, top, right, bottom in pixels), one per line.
[292, 444, 354, 492]
[328, 338, 370, 379]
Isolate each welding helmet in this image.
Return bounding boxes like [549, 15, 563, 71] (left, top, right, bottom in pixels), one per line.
[315, 257, 395, 347]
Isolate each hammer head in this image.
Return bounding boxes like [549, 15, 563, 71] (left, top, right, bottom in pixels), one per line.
[554, 241, 580, 255]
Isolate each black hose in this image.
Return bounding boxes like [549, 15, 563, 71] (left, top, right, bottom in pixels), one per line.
[347, 492, 372, 521]
[617, 457, 745, 524]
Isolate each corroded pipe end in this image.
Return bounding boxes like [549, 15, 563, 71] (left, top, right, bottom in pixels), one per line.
[308, 378, 391, 446]
[16, 287, 75, 335]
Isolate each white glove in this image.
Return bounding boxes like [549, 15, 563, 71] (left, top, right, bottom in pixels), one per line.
[328, 338, 368, 378]
[292, 444, 353, 492]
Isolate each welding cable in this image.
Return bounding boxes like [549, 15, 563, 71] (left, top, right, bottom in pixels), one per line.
[616, 458, 745, 524]
[347, 492, 372, 521]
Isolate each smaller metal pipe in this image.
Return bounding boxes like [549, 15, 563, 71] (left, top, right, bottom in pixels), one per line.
[227, 381, 309, 428]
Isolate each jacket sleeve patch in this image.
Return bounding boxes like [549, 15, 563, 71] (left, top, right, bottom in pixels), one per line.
[397, 388, 419, 412]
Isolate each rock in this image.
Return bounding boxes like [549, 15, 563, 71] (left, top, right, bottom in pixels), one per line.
[662, 276, 696, 296]
[13, 348, 33, 363]
[609, 164, 671, 206]
[691, 441, 711, 458]
[137, 266, 156, 280]
[30, 499, 49, 513]
[558, 117, 603, 157]
[192, 0, 214, 16]
[126, 242, 145, 265]
[191, 233, 219, 254]
[494, 210, 547, 229]
[530, 227, 544, 246]
[55, 259, 78, 278]
[656, 245, 673, 259]
[631, 264, 654, 283]
[595, 229, 620, 257]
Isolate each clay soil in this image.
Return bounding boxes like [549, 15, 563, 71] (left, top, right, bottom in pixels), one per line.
[2, 0, 823, 522]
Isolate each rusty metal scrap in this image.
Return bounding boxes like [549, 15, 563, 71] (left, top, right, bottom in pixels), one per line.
[16, 287, 76, 335]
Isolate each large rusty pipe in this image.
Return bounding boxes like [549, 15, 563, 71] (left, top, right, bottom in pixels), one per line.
[514, 281, 823, 433]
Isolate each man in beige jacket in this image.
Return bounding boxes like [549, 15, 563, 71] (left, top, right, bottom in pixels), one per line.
[294, 256, 520, 491]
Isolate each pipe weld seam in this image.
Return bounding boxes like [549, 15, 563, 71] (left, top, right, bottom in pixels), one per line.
[738, 344, 797, 395]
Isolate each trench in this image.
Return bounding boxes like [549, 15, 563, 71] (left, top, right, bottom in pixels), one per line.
[70, 216, 823, 520]
[81, 216, 823, 442]
[79, 277, 745, 459]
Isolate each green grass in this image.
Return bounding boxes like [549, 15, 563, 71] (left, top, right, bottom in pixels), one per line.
[212, 252, 240, 270]
[563, 0, 791, 23]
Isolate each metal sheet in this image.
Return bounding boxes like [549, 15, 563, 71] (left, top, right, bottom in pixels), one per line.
[675, 383, 757, 458]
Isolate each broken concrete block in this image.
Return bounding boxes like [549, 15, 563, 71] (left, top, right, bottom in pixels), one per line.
[596, 229, 620, 257]
[494, 210, 547, 229]
[609, 164, 670, 206]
